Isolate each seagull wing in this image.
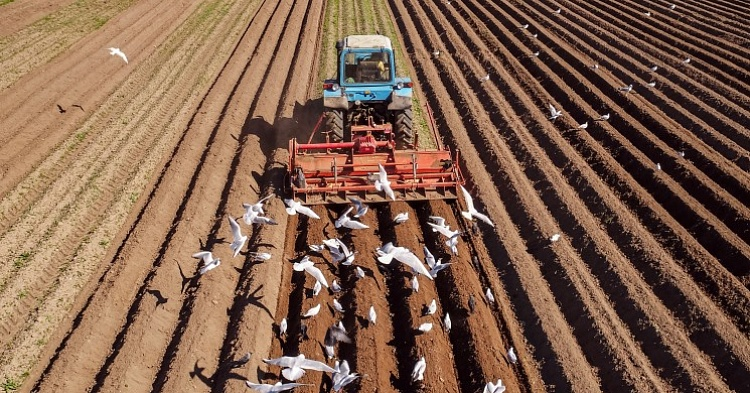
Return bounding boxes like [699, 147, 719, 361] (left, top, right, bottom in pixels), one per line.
[228, 216, 243, 241]
[282, 367, 306, 381]
[297, 205, 320, 219]
[394, 249, 434, 280]
[423, 246, 436, 268]
[343, 219, 369, 230]
[472, 211, 495, 227]
[192, 251, 213, 264]
[263, 356, 297, 368]
[299, 358, 337, 373]
[305, 265, 329, 287]
[459, 185, 475, 220]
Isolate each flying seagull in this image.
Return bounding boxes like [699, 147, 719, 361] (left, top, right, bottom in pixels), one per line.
[293, 256, 329, 288]
[376, 242, 433, 279]
[284, 198, 320, 219]
[243, 194, 273, 218]
[460, 185, 495, 227]
[228, 216, 247, 258]
[108, 47, 128, 64]
[245, 381, 311, 392]
[263, 354, 337, 381]
[374, 163, 396, 201]
[324, 324, 352, 359]
[193, 251, 220, 275]
[548, 103, 563, 120]
[332, 360, 359, 392]
[348, 196, 369, 218]
[335, 206, 369, 230]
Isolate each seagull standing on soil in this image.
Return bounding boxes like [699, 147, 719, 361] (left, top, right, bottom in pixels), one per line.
[355, 266, 366, 279]
[460, 185, 495, 227]
[108, 47, 128, 64]
[393, 212, 409, 224]
[348, 197, 369, 218]
[302, 303, 321, 318]
[245, 381, 311, 392]
[369, 305, 377, 325]
[577, 121, 588, 130]
[669, 3, 676, 10]
[682, 57, 691, 65]
[549, 233, 561, 243]
[647, 81, 657, 88]
[553, 7, 561, 14]
[485, 287, 495, 305]
[618, 84, 634, 94]
[331, 280, 342, 293]
[332, 298, 345, 313]
[228, 216, 247, 258]
[374, 163, 396, 201]
[248, 251, 272, 262]
[263, 354, 337, 381]
[411, 357, 427, 382]
[649, 65, 659, 72]
[590, 63, 599, 70]
[548, 103, 563, 120]
[193, 251, 221, 275]
[418, 322, 433, 333]
[279, 318, 288, 337]
[284, 198, 321, 219]
[411, 275, 420, 292]
[312, 280, 322, 297]
[507, 347, 518, 364]
[596, 113, 610, 121]
[444, 313, 452, 333]
[644, 11, 652, 17]
[479, 73, 490, 83]
[519, 23, 529, 29]
[425, 299, 437, 315]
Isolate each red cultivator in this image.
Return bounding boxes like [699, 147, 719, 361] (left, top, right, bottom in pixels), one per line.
[286, 105, 464, 205]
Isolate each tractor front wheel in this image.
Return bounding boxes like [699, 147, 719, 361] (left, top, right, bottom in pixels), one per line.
[325, 109, 345, 142]
[394, 108, 414, 149]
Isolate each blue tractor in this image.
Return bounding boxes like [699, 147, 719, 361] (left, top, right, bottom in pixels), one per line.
[322, 35, 414, 149]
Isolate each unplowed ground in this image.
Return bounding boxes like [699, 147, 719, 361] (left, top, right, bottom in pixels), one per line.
[1, 0, 748, 392]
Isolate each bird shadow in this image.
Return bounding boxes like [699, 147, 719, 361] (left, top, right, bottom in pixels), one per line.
[234, 284, 273, 319]
[175, 260, 195, 294]
[146, 289, 168, 307]
[257, 367, 276, 382]
[355, 314, 372, 328]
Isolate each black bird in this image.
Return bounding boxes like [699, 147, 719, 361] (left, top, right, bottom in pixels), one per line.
[146, 289, 168, 307]
[56, 104, 66, 113]
[468, 294, 476, 314]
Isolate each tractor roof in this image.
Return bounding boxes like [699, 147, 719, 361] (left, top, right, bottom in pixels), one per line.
[343, 35, 392, 50]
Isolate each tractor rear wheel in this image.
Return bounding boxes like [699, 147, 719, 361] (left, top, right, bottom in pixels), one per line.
[394, 108, 414, 149]
[326, 109, 345, 142]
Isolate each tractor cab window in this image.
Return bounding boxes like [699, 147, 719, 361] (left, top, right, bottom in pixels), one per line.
[344, 51, 391, 83]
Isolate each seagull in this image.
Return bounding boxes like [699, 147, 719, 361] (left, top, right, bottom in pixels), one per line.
[531, 33, 538, 39]
[279, 317, 288, 337]
[228, 216, 247, 258]
[284, 198, 321, 219]
[682, 57, 691, 65]
[418, 322, 433, 333]
[479, 73, 490, 82]
[355, 266, 366, 279]
[411, 275, 420, 292]
[248, 251, 272, 262]
[553, 8, 561, 14]
[590, 63, 599, 70]
[331, 280, 342, 293]
[374, 163, 396, 201]
[193, 251, 221, 275]
[597, 113, 610, 121]
[107, 47, 128, 64]
[644, 11, 652, 17]
[333, 298, 345, 313]
[393, 212, 409, 224]
[432, 49, 440, 58]
[647, 81, 656, 88]
[243, 194, 273, 217]
[244, 381, 311, 392]
[411, 357, 426, 382]
[485, 287, 495, 304]
[429, 258, 452, 278]
[263, 354, 337, 381]
[507, 347, 518, 364]
[335, 206, 369, 229]
[293, 256, 329, 288]
[549, 233, 561, 242]
[444, 313, 452, 333]
[347, 196, 369, 218]
[427, 221, 460, 239]
[446, 233, 459, 255]
[484, 379, 507, 393]
[424, 245, 436, 267]
[376, 242, 433, 279]
[531, 50, 540, 57]
[302, 303, 321, 318]
[243, 209, 279, 225]
[428, 216, 449, 231]
[520, 23, 529, 29]
[425, 299, 437, 315]
[468, 294, 476, 314]
[577, 121, 588, 130]
[649, 65, 658, 72]
[678, 150, 685, 158]
[618, 84, 634, 94]
[324, 324, 352, 359]
[369, 305, 377, 325]
[230, 352, 252, 368]
[313, 280, 322, 297]
[548, 103, 563, 120]
[332, 360, 359, 392]
[460, 185, 495, 227]
[327, 238, 355, 265]
[656, 163, 661, 171]
[669, 3, 676, 10]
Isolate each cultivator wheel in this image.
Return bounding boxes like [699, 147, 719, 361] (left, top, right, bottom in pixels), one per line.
[325, 109, 345, 142]
[394, 108, 414, 149]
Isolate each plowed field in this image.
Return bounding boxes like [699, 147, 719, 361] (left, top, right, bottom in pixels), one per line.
[1, 0, 748, 392]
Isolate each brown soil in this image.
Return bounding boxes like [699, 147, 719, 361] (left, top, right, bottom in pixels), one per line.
[1, 0, 749, 392]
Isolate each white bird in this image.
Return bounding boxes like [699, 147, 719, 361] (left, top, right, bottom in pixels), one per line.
[669, 4, 676, 10]
[369, 305, 377, 325]
[424, 246, 436, 268]
[444, 313, 452, 333]
[248, 251, 272, 262]
[347, 196, 369, 218]
[411, 275, 419, 292]
[331, 280, 342, 293]
[578, 121, 588, 130]
[647, 81, 656, 88]
[411, 356, 426, 382]
[284, 198, 321, 219]
[243, 194, 273, 217]
[107, 47, 128, 64]
[332, 360, 359, 392]
[432, 49, 441, 58]
[242, 209, 278, 225]
[293, 256, 329, 288]
[507, 347, 518, 364]
[327, 238, 355, 265]
[376, 243, 433, 279]
[479, 73, 490, 82]
[590, 63, 599, 70]
[484, 379, 507, 393]
[427, 222, 461, 240]
[374, 163, 396, 201]
[324, 324, 352, 359]
[193, 251, 221, 275]
[682, 57, 691, 64]
[446, 233, 460, 255]
[430, 259, 452, 278]
[263, 354, 337, 381]
[335, 206, 369, 230]
[597, 113, 610, 121]
[393, 212, 409, 224]
[553, 8, 561, 14]
[460, 185, 495, 227]
[485, 287, 495, 304]
[531, 33, 538, 39]
[678, 150, 685, 158]
[656, 163, 662, 171]
[309, 244, 325, 253]
[228, 216, 247, 258]
[520, 23, 529, 29]
[245, 381, 311, 392]
[549, 103, 563, 120]
[649, 65, 658, 72]
[428, 216, 449, 231]
[426, 299, 437, 315]
[418, 322, 433, 333]
[313, 280, 322, 296]
[531, 50, 540, 57]
[333, 298, 345, 313]
[279, 317, 288, 336]
[644, 11, 652, 17]
[355, 266, 365, 279]
[303, 303, 321, 318]
[549, 233, 561, 242]
[618, 84, 634, 94]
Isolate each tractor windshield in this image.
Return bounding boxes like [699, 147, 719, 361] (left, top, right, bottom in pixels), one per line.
[343, 51, 391, 83]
